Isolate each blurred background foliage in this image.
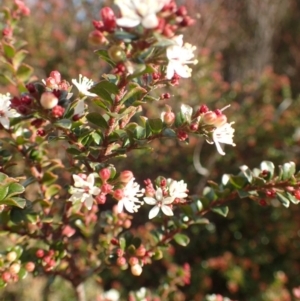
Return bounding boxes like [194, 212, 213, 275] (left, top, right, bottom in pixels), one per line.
[1, 0, 300, 300]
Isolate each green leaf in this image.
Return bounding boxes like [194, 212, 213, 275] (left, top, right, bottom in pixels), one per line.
[91, 131, 102, 145]
[276, 192, 290, 208]
[6, 182, 25, 198]
[239, 165, 253, 183]
[162, 128, 176, 138]
[12, 49, 28, 69]
[0, 172, 8, 182]
[148, 118, 163, 134]
[16, 63, 33, 82]
[95, 49, 116, 66]
[211, 206, 229, 217]
[0, 185, 9, 201]
[18, 267, 28, 280]
[284, 191, 300, 205]
[42, 172, 58, 186]
[281, 162, 296, 180]
[45, 185, 61, 198]
[1, 197, 26, 208]
[173, 233, 190, 246]
[3, 42, 15, 59]
[120, 83, 147, 105]
[86, 112, 109, 129]
[114, 30, 138, 41]
[89, 80, 118, 100]
[66, 147, 82, 155]
[133, 125, 146, 140]
[54, 119, 72, 129]
[229, 175, 247, 189]
[203, 187, 218, 202]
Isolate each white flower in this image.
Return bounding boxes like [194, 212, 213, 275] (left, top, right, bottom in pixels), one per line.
[68, 174, 100, 210]
[144, 188, 175, 219]
[72, 74, 97, 97]
[166, 35, 198, 79]
[115, 0, 170, 29]
[167, 179, 188, 199]
[0, 93, 19, 129]
[102, 289, 120, 301]
[117, 178, 144, 213]
[211, 122, 236, 156]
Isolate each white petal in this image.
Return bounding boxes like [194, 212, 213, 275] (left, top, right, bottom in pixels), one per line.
[84, 195, 94, 210]
[86, 173, 95, 186]
[161, 205, 173, 216]
[143, 197, 157, 205]
[155, 188, 163, 201]
[166, 64, 175, 80]
[73, 175, 85, 187]
[0, 117, 9, 129]
[90, 187, 101, 195]
[163, 196, 175, 205]
[116, 17, 141, 28]
[141, 14, 159, 28]
[117, 200, 124, 213]
[148, 206, 160, 219]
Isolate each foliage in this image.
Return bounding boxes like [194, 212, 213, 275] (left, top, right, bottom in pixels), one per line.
[0, 1, 300, 301]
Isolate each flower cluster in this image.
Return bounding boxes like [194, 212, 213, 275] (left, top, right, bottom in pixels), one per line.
[144, 178, 188, 219]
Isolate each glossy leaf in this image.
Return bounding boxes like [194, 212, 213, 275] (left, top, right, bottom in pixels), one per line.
[211, 206, 229, 217]
[173, 233, 190, 246]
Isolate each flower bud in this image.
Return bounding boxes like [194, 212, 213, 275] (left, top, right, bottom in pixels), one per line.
[129, 257, 139, 266]
[214, 114, 227, 127]
[131, 264, 143, 276]
[6, 251, 17, 262]
[100, 7, 116, 32]
[117, 257, 126, 266]
[202, 111, 217, 125]
[2, 271, 11, 282]
[45, 77, 58, 89]
[108, 45, 126, 63]
[96, 194, 106, 204]
[88, 30, 107, 45]
[101, 183, 113, 194]
[9, 263, 21, 274]
[25, 262, 35, 272]
[119, 170, 134, 183]
[136, 245, 146, 257]
[36, 249, 45, 258]
[49, 70, 61, 84]
[99, 168, 111, 181]
[40, 92, 58, 109]
[113, 189, 124, 200]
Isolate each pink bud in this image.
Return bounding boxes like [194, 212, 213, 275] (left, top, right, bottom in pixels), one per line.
[88, 30, 107, 45]
[163, 111, 175, 125]
[62, 225, 76, 237]
[202, 111, 217, 125]
[119, 170, 134, 183]
[25, 262, 35, 272]
[117, 257, 126, 266]
[45, 77, 58, 89]
[40, 92, 58, 109]
[129, 257, 139, 266]
[113, 189, 124, 200]
[102, 183, 113, 194]
[36, 249, 45, 258]
[99, 168, 111, 181]
[51, 105, 65, 118]
[214, 114, 227, 127]
[100, 7, 116, 32]
[96, 194, 106, 204]
[49, 70, 61, 84]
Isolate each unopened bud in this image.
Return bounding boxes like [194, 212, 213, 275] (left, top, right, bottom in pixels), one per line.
[40, 92, 58, 109]
[6, 251, 17, 262]
[131, 264, 143, 276]
[36, 249, 45, 258]
[108, 45, 126, 63]
[99, 168, 111, 181]
[117, 257, 126, 266]
[49, 71, 61, 84]
[100, 7, 116, 32]
[129, 257, 139, 266]
[25, 262, 35, 272]
[88, 30, 107, 45]
[9, 263, 21, 274]
[202, 111, 217, 125]
[119, 170, 134, 183]
[214, 114, 227, 127]
[113, 189, 124, 200]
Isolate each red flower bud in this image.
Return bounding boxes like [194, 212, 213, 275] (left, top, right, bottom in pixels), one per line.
[49, 70, 61, 84]
[119, 170, 134, 183]
[100, 7, 116, 32]
[113, 189, 124, 200]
